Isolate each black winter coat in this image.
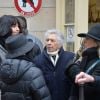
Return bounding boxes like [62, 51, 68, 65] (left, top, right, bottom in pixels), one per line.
[0, 59, 51, 100]
[66, 47, 100, 100]
[34, 47, 75, 100]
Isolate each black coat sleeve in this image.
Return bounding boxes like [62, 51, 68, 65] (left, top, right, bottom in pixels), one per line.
[65, 63, 81, 82]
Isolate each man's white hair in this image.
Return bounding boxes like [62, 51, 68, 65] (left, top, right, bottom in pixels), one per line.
[45, 29, 65, 47]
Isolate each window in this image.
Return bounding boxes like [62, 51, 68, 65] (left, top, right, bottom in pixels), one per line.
[65, 0, 75, 52]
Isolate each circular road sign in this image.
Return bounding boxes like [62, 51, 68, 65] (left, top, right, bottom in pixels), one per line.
[14, 0, 42, 17]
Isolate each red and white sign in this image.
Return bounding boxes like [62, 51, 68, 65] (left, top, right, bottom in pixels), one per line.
[14, 0, 42, 17]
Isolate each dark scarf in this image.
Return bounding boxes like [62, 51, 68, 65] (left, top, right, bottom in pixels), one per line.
[80, 47, 99, 70]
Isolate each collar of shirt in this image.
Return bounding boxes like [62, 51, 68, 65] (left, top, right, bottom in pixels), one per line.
[50, 54, 59, 66]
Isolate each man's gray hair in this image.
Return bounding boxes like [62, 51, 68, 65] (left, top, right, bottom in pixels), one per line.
[45, 29, 65, 46]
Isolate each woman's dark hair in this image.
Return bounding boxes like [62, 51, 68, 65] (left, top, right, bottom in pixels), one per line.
[0, 15, 22, 48]
[16, 16, 27, 29]
[0, 15, 22, 37]
[16, 16, 28, 35]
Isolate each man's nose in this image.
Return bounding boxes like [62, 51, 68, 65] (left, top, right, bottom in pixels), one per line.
[47, 40, 52, 44]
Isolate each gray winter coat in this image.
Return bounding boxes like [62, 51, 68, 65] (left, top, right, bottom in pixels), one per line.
[0, 59, 51, 100]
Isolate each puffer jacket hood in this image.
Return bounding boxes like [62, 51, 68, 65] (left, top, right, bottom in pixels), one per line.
[0, 59, 32, 84]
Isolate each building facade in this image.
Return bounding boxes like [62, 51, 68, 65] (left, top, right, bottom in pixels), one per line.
[0, 0, 99, 52]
